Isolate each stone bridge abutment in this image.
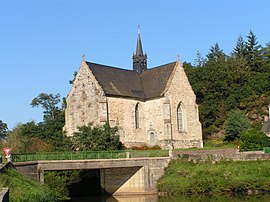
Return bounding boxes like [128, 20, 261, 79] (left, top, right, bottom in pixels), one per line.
[14, 157, 170, 195]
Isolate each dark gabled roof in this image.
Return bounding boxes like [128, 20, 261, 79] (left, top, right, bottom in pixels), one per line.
[86, 61, 176, 100]
[141, 62, 176, 99]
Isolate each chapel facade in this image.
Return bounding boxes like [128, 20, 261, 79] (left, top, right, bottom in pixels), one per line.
[64, 31, 203, 149]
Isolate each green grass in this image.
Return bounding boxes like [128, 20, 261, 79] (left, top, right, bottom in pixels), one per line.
[174, 141, 237, 152]
[158, 160, 270, 195]
[0, 169, 57, 202]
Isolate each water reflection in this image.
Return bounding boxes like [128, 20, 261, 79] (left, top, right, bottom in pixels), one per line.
[69, 194, 270, 202]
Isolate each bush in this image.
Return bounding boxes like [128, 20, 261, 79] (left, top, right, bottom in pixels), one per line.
[240, 128, 270, 151]
[44, 170, 80, 200]
[71, 122, 122, 151]
[225, 110, 250, 142]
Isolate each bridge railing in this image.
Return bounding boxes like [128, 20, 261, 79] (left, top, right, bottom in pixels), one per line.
[12, 150, 169, 162]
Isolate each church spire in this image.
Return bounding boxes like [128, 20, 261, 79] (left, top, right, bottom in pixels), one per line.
[133, 26, 147, 74]
[136, 26, 143, 56]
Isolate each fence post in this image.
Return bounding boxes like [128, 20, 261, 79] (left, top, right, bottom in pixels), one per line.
[126, 152, 130, 158]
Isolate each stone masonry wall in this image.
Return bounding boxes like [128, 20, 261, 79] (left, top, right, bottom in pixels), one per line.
[107, 96, 169, 147]
[164, 60, 203, 148]
[64, 61, 107, 136]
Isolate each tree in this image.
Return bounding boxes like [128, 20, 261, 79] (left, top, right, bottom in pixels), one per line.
[206, 43, 226, 62]
[194, 51, 205, 67]
[72, 123, 122, 151]
[245, 30, 262, 71]
[232, 35, 246, 58]
[29, 93, 71, 151]
[0, 120, 8, 140]
[225, 110, 250, 142]
[31, 93, 62, 121]
[69, 71, 77, 84]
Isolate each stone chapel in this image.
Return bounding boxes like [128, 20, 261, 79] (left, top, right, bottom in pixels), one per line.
[64, 30, 203, 149]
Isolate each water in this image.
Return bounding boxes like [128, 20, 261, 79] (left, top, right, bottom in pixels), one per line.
[69, 194, 270, 202]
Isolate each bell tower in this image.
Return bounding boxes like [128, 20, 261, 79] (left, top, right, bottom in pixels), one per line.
[133, 27, 147, 74]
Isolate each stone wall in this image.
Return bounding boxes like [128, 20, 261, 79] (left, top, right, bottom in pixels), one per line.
[165, 61, 203, 149]
[174, 149, 270, 162]
[64, 61, 107, 135]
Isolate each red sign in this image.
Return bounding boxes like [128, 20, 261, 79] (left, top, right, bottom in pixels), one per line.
[3, 147, 11, 156]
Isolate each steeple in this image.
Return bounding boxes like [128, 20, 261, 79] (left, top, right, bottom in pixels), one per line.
[133, 26, 147, 74]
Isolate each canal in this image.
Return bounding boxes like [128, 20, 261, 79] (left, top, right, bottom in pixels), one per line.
[68, 194, 270, 202]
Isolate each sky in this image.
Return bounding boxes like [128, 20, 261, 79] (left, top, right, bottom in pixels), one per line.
[1, 1, 270, 129]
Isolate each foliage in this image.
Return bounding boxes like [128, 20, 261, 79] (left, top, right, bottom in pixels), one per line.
[1, 123, 52, 153]
[31, 93, 62, 121]
[158, 160, 270, 195]
[0, 120, 8, 140]
[69, 71, 78, 84]
[44, 170, 81, 200]
[224, 110, 250, 142]
[0, 169, 57, 202]
[184, 30, 270, 140]
[2, 92, 72, 153]
[71, 122, 122, 151]
[240, 128, 270, 151]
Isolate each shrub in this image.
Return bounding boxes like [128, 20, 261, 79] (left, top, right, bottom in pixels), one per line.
[225, 110, 250, 142]
[240, 128, 270, 151]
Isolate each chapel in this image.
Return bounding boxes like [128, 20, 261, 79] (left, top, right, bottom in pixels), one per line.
[64, 30, 203, 149]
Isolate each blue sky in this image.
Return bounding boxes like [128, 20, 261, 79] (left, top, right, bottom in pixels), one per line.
[1, 1, 270, 129]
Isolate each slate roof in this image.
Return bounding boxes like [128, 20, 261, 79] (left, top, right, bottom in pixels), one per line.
[86, 61, 176, 100]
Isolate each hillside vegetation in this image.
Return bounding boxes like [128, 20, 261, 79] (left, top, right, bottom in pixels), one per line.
[183, 31, 270, 145]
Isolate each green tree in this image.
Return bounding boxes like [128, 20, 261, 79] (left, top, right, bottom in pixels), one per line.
[233, 35, 246, 58]
[240, 128, 270, 151]
[245, 30, 263, 71]
[225, 110, 250, 142]
[2, 123, 52, 153]
[206, 43, 226, 62]
[72, 123, 122, 151]
[30, 93, 70, 151]
[45, 170, 80, 200]
[0, 120, 8, 140]
[31, 93, 62, 121]
[194, 51, 205, 67]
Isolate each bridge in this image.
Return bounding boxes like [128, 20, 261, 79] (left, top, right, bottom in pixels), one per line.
[12, 150, 171, 195]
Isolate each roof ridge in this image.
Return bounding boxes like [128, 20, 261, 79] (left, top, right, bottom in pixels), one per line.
[86, 61, 134, 73]
[146, 61, 176, 71]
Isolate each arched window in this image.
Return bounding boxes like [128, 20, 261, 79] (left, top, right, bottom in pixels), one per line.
[135, 103, 140, 129]
[177, 104, 184, 131]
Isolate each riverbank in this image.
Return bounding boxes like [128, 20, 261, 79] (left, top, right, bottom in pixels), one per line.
[0, 169, 57, 202]
[157, 160, 270, 195]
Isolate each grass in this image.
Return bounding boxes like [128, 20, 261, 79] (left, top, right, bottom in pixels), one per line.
[158, 160, 270, 195]
[0, 169, 57, 202]
[174, 141, 237, 152]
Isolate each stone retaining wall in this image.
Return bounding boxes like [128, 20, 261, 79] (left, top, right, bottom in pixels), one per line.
[174, 148, 270, 162]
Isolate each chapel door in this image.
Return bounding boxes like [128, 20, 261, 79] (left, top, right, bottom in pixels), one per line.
[149, 132, 156, 146]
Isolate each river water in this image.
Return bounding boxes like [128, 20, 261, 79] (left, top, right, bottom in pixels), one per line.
[69, 194, 270, 202]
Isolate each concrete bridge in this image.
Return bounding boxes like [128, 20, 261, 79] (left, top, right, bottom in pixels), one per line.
[14, 157, 170, 195]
